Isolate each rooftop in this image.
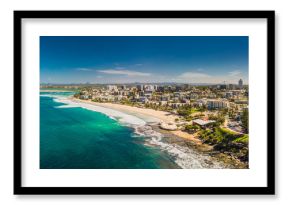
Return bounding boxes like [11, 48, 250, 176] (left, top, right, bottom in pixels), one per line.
[193, 119, 216, 126]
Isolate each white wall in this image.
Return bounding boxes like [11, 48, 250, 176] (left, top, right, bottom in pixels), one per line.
[0, 0, 287, 204]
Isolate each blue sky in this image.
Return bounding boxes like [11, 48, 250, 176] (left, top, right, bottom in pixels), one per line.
[40, 36, 248, 84]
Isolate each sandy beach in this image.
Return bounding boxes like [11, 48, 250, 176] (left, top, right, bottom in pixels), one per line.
[71, 98, 206, 145]
[40, 89, 75, 92]
[72, 98, 178, 124]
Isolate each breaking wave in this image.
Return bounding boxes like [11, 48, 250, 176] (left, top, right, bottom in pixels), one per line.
[53, 96, 146, 126]
[133, 125, 225, 169]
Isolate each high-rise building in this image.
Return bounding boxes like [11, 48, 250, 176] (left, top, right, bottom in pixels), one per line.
[175, 86, 182, 91]
[218, 84, 227, 90]
[136, 84, 144, 91]
[229, 84, 236, 90]
[157, 86, 165, 92]
[107, 85, 118, 91]
[144, 85, 155, 91]
[238, 79, 243, 89]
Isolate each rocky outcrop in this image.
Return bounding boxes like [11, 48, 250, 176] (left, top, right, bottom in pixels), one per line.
[159, 122, 178, 131]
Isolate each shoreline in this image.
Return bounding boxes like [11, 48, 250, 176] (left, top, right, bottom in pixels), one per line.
[71, 98, 177, 124]
[70, 98, 247, 168]
[40, 89, 76, 93]
[71, 98, 204, 144]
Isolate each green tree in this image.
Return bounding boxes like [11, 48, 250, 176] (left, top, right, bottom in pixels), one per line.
[177, 107, 192, 116]
[208, 113, 225, 126]
[241, 109, 249, 133]
[73, 93, 80, 98]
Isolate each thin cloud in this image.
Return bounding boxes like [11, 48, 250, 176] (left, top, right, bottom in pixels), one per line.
[228, 70, 242, 76]
[76, 68, 93, 71]
[98, 69, 151, 77]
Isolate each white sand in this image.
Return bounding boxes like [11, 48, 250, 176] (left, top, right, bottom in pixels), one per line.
[72, 99, 178, 124]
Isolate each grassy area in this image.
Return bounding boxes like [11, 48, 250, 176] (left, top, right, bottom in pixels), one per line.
[233, 134, 249, 144]
[220, 127, 238, 135]
[220, 128, 249, 144]
[196, 127, 249, 163]
[191, 108, 200, 113]
[197, 127, 249, 145]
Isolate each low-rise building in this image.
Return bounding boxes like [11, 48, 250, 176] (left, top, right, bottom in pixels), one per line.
[225, 92, 233, 98]
[207, 99, 229, 109]
[139, 96, 148, 103]
[193, 119, 216, 128]
[80, 95, 89, 100]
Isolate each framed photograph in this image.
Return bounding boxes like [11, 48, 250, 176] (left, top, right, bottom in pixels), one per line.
[14, 11, 275, 195]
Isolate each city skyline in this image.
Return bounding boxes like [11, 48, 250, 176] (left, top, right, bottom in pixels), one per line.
[40, 36, 249, 84]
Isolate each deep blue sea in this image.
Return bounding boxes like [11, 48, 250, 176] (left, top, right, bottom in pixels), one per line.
[40, 92, 179, 169]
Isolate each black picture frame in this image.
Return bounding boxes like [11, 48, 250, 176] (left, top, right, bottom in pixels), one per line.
[14, 10, 275, 195]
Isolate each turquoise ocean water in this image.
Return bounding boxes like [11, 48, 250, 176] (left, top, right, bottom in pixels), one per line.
[40, 92, 179, 169]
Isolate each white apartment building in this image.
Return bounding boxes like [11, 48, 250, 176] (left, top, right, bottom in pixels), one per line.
[207, 99, 229, 109]
[107, 85, 118, 91]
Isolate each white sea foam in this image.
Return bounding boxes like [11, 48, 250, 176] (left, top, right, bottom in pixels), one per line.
[133, 125, 224, 169]
[55, 104, 80, 108]
[53, 97, 146, 126]
[133, 125, 163, 138]
[148, 134, 224, 169]
[40, 94, 55, 97]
